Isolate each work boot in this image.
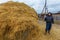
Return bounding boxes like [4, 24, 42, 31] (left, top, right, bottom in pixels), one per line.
[48, 31, 50, 34]
[44, 30, 47, 35]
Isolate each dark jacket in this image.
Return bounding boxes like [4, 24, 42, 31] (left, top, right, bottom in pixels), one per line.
[45, 16, 54, 23]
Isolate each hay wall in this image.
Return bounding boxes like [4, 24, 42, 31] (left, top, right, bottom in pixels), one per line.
[0, 1, 40, 40]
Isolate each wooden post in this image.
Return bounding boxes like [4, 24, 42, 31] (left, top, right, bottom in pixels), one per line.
[40, 0, 48, 19]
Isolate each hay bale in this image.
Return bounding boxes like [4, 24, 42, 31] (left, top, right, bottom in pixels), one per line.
[0, 1, 40, 40]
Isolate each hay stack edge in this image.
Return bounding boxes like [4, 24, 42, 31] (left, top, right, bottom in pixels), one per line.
[0, 1, 40, 40]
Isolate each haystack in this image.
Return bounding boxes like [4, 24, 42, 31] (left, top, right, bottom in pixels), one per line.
[0, 1, 40, 40]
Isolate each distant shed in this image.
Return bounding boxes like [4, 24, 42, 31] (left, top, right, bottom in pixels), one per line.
[53, 13, 60, 20]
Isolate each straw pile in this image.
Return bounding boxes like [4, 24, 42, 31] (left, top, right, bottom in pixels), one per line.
[0, 1, 40, 40]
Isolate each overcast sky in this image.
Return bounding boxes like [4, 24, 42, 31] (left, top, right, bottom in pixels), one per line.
[0, 0, 60, 13]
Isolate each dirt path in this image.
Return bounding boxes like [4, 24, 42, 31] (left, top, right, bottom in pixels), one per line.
[37, 21, 60, 40]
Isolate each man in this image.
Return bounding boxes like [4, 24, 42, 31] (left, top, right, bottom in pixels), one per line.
[44, 12, 54, 34]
